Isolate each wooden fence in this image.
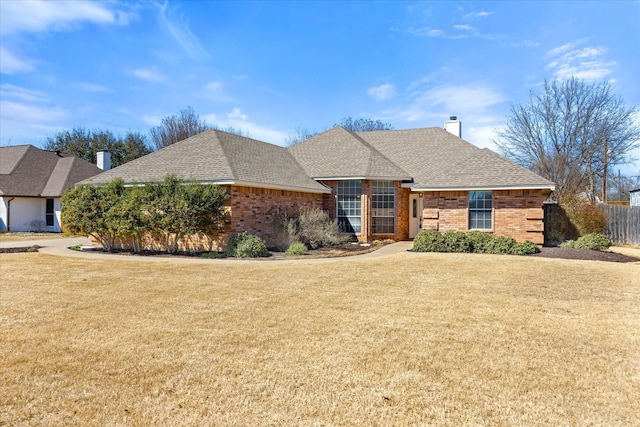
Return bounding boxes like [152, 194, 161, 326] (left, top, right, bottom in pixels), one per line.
[602, 205, 640, 245]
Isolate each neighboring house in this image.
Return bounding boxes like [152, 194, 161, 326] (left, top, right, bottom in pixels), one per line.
[0, 145, 104, 232]
[630, 188, 640, 207]
[80, 120, 555, 247]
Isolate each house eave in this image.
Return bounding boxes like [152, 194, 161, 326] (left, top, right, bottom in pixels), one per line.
[197, 180, 332, 194]
[406, 184, 556, 192]
[313, 176, 413, 182]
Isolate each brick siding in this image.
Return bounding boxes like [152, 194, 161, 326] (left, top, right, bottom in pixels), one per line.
[421, 189, 546, 244]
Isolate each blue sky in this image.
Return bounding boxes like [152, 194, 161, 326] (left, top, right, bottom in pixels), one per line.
[1, 0, 639, 176]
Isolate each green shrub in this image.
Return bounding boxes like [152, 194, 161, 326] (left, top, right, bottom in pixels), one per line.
[200, 251, 225, 259]
[412, 229, 446, 252]
[573, 233, 611, 251]
[285, 242, 308, 255]
[224, 232, 270, 258]
[561, 240, 576, 248]
[465, 231, 492, 253]
[510, 240, 540, 255]
[484, 236, 516, 254]
[442, 231, 471, 253]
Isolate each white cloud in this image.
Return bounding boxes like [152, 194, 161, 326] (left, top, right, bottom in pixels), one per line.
[546, 40, 616, 81]
[127, 68, 166, 83]
[73, 82, 112, 93]
[203, 108, 288, 145]
[453, 24, 474, 31]
[156, 2, 208, 60]
[205, 81, 222, 91]
[0, 0, 132, 35]
[0, 47, 35, 74]
[368, 84, 397, 101]
[227, 108, 248, 121]
[412, 84, 506, 116]
[0, 84, 46, 103]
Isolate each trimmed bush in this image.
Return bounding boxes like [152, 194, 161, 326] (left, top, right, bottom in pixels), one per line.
[510, 240, 541, 255]
[413, 230, 539, 256]
[285, 242, 308, 255]
[573, 233, 611, 251]
[485, 236, 517, 255]
[561, 240, 576, 248]
[225, 232, 270, 258]
[442, 231, 471, 253]
[466, 231, 494, 253]
[412, 229, 446, 252]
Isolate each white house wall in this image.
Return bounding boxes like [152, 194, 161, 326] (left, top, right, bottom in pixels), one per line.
[0, 197, 7, 231]
[1, 197, 62, 232]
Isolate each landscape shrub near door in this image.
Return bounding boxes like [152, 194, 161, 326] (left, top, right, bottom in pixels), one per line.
[412, 230, 540, 256]
[61, 175, 228, 253]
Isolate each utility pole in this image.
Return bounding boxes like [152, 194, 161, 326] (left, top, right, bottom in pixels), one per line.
[602, 137, 607, 203]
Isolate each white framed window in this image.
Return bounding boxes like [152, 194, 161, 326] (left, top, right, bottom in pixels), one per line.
[337, 181, 361, 233]
[469, 191, 492, 230]
[372, 181, 395, 234]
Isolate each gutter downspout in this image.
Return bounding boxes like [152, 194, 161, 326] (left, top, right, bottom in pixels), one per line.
[6, 197, 15, 232]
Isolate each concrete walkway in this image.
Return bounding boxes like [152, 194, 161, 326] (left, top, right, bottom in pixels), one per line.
[0, 236, 414, 264]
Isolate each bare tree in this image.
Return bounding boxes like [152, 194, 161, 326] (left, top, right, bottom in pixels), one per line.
[494, 78, 640, 201]
[285, 125, 318, 146]
[338, 116, 394, 132]
[149, 106, 210, 150]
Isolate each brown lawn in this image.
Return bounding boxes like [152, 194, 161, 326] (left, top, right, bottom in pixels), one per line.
[1, 251, 639, 426]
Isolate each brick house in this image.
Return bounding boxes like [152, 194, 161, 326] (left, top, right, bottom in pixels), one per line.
[0, 145, 103, 232]
[80, 119, 555, 247]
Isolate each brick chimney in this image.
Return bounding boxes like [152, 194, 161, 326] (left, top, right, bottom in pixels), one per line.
[444, 116, 461, 138]
[97, 151, 111, 171]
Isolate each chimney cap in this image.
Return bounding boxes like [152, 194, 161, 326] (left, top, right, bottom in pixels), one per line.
[449, 116, 457, 121]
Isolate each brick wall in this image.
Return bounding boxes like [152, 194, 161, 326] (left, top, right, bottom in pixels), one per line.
[421, 189, 546, 244]
[226, 185, 324, 247]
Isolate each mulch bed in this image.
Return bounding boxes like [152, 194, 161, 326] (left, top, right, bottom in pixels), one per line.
[0, 245, 42, 254]
[531, 246, 640, 263]
[2, 243, 639, 263]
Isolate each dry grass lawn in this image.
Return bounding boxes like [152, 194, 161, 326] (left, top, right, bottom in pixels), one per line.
[1, 251, 639, 426]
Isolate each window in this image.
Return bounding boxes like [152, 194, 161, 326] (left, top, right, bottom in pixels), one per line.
[45, 198, 55, 227]
[337, 181, 361, 233]
[372, 181, 395, 234]
[468, 191, 492, 230]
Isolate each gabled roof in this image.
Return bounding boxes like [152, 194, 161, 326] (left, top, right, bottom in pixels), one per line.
[288, 126, 412, 180]
[350, 127, 555, 190]
[80, 125, 554, 193]
[81, 130, 330, 193]
[0, 145, 102, 197]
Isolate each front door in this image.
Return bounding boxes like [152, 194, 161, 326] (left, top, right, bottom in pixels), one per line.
[409, 194, 422, 238]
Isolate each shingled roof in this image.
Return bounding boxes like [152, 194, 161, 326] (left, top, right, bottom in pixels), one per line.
[80, 125, 554, 192]
[80, 130, 330, 193]
[356, 128, 555, 190]
[0, 145, 102, 197]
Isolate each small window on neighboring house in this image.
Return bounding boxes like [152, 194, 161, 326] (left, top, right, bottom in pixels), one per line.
[337, 181, 361, 233]
[46, 199, 54, 227]
[372, 181, 396, 234]
[469, 191, 492, 230]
